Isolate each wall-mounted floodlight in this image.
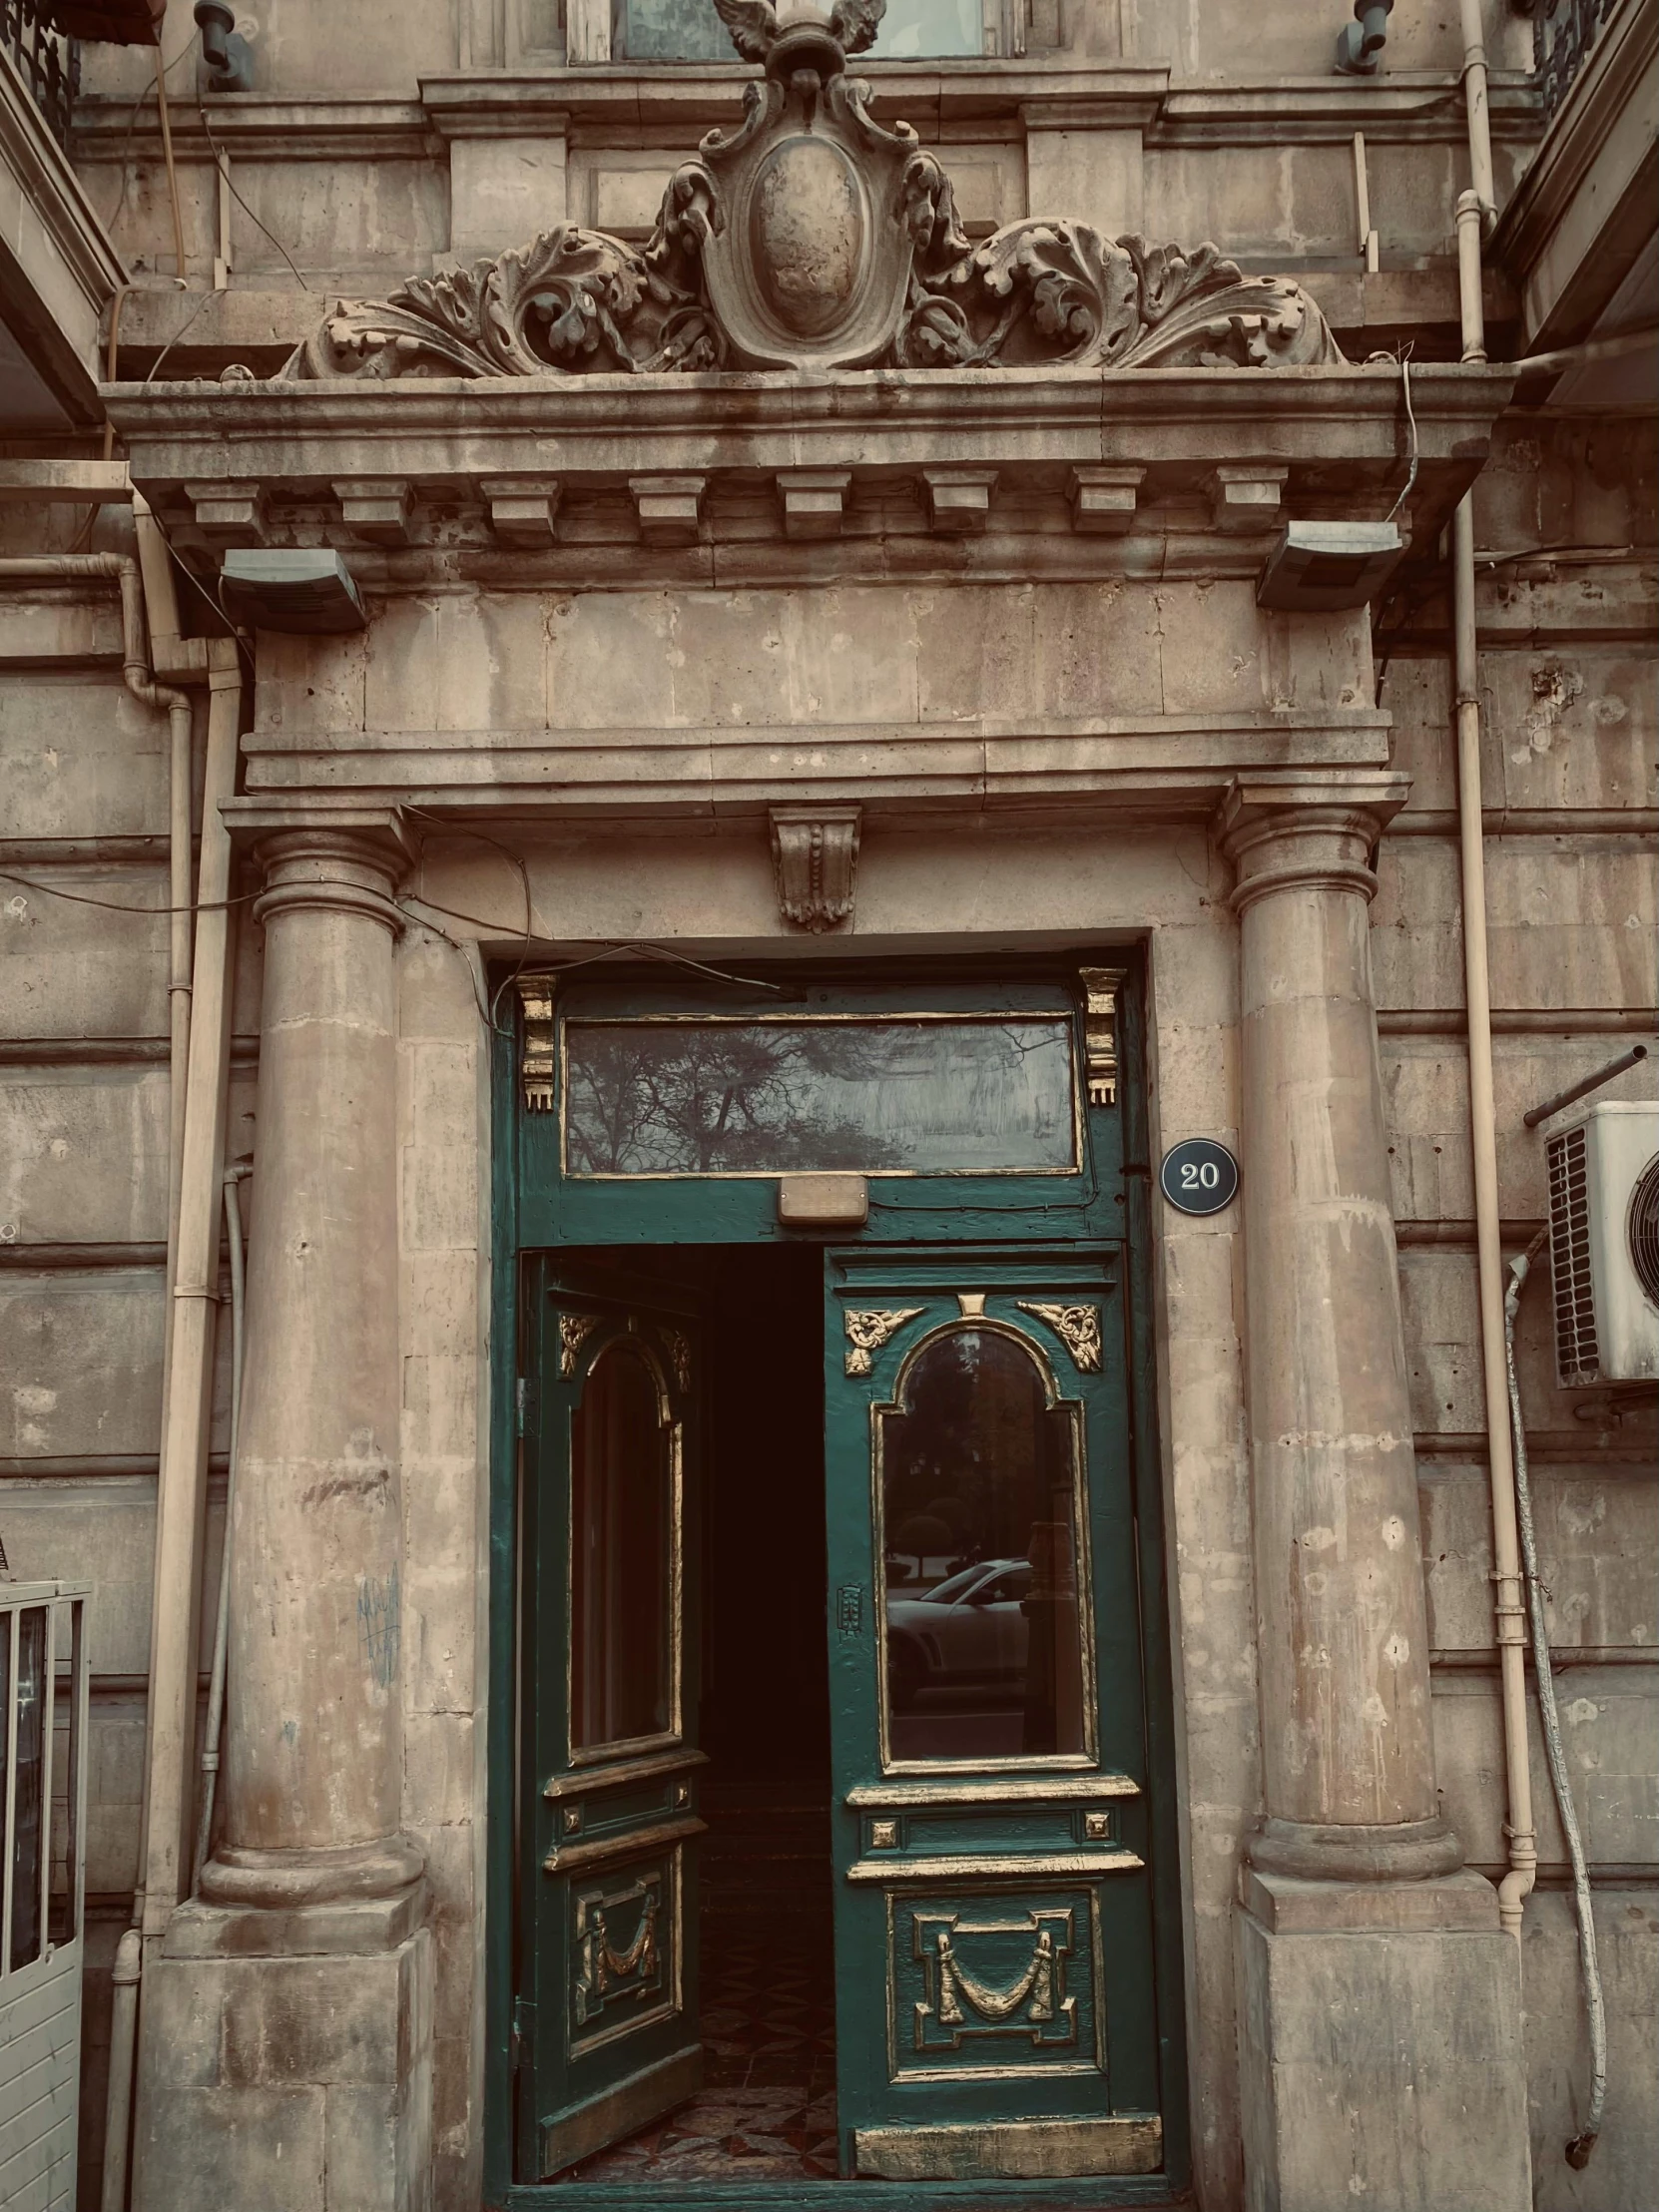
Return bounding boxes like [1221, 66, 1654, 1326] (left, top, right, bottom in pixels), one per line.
[1256, 520, 1404, 612]
[195, 3, 255, 91]
[220, 549, 366, 634]
[1336, 0, 1392, 75]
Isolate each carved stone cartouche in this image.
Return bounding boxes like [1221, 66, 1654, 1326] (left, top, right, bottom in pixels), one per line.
[285, 2, 1342, 381]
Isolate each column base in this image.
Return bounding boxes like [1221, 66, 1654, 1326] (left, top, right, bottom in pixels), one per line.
[132, 1887, 432, 2212]
[199, 1832, 427, 1908]
[1248, 1812, 1463, 1883]
[1236, 1867, 1531, 2212]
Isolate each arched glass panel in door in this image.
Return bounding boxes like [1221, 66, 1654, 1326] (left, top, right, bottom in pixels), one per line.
[877, 1324, 1091, 1768]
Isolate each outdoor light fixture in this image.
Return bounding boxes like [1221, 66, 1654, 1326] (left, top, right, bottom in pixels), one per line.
[194, 2, 256, 91]
[219, 548, 366, 634]
[1255, 520, 1404, 612]
[1336, 0, 1393, 75]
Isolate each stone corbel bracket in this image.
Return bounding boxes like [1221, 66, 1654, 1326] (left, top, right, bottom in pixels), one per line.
[1079, 965, 1128, 1106]
[771, 804, 860, 933]
[515, 970, 557, 1111]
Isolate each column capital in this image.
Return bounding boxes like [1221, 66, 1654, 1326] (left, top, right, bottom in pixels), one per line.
[252, 825, 407, 935]
[1218, 773, 1410, 916]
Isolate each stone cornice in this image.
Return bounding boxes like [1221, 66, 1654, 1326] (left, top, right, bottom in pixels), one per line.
[71, 96, 442, 166]
[67, 67, 1542, 168]
[105, 362, 1514, 569]
[106, 361, 1512, 475]
[424, 59, 1172, 140]
[1153, 72, 1541, 148]
[226, 716, 1396, 836]
[1490, 0, 1659, 280]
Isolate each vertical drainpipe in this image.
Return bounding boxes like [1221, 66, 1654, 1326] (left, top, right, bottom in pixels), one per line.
[1451, 22, 1537, 1936]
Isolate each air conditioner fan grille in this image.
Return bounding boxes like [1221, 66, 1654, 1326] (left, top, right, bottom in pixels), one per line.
[1629, 1151, 1659, 1308]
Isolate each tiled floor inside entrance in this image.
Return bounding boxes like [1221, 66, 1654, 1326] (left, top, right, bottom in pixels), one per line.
[555, 1782, 837, 2184]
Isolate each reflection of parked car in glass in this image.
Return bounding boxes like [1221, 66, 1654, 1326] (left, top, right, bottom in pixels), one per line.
[885, 1558, 1032, 1709]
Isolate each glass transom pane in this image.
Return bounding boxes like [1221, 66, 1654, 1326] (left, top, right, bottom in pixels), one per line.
[563, 1016, 1078, 1177]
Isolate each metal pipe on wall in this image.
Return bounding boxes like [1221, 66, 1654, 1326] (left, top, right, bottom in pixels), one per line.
[137, 648, 244, 1949]
[1449, 75, 1537, 1940]
[1458, 0, 1497, 227]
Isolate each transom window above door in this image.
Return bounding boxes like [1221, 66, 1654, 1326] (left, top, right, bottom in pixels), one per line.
[614, 0, 998, 61]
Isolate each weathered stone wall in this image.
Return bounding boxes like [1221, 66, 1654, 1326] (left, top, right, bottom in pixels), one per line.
[0, 5, 1652, 2207]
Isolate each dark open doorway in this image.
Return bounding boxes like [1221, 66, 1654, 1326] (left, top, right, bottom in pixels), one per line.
[552, 1244, 836, 2185]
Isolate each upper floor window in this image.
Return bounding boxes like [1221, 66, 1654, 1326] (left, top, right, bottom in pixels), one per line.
[613, 0, 990, 62]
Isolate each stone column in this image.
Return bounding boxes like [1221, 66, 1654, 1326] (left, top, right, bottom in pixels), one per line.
[135, 827, 431, 2212]
[1221, 776, 1530, 2212]
[204, 830, 419, 1905]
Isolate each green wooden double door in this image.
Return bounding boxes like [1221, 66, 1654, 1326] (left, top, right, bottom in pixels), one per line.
[515, 1241, 1172, 2186]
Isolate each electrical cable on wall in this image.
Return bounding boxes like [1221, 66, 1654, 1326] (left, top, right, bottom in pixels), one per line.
[1504, 1232, 1608, 2170]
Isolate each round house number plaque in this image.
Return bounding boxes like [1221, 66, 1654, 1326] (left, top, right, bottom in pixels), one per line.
[1159, 1138, 1240, 1217]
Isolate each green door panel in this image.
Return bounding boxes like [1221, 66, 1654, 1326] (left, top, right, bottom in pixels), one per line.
[824, 1248, 1166, 2181]
[517, 1257, 706, 2179]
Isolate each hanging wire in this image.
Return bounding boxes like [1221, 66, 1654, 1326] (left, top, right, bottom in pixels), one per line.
[194, 100, 311, 290]
[1385, 347, 1418, 524]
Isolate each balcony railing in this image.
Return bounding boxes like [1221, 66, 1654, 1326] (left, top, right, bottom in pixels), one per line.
[0, 0, 78, 151]
[1532, 0, 1619, 120]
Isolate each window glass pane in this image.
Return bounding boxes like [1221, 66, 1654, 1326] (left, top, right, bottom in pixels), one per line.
[9, 1607, 47, 1970]
[868, 0, 982, 58]
[616, 0, 983, 60]
[565, 1016, 1077, 1177]
[881, 1327, 1087, 1764]
[618, 0, 734, 60]
[571, 1341, 676, 1751]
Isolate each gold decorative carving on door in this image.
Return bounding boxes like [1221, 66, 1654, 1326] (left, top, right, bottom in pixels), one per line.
[843, 1308, 924, 1376]
[909, 1906, 1079, 2055]
[1016, 1302, 1102, 1374]
[572, 1869, 669, 2047]
[558, 1313, 600, 1379]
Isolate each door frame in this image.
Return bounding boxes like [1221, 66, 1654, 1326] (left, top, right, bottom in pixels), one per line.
[482, 953, 1191, 2210]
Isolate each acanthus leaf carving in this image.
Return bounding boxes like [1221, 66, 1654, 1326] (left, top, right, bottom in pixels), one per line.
[283, 5, 1341, 385]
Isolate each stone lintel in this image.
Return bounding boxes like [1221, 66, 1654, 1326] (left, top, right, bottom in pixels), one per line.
[630, 472, 706, 545]
[333, 475, 415, 544]
[1069, 463, 1145, 534]
[479, 472, 561, 546]
[183, 478, 270, 546]
[921, 466, 999, 533]
[777, 468, 851, 540]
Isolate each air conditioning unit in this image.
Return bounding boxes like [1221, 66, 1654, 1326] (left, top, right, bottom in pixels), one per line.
[1543, 1100, 1659, 1387]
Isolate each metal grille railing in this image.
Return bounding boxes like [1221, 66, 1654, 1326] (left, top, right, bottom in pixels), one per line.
[0, 0, 79, 151]
[1532, 0, 1620, 121]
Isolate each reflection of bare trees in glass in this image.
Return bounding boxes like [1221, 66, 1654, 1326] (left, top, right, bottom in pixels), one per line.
[565, 1019, 1074, 1175]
